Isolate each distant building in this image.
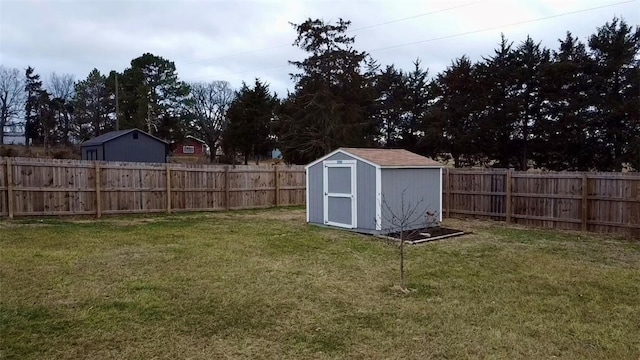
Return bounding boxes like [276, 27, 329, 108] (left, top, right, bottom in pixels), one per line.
[80, 129, 169, 163]
[3, 131, 26, 145]
[172, 136, 209, 156]
[2, 123, 26, 145]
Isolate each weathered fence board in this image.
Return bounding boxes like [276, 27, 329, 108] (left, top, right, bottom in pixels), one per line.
[443, 168, 640, 238]
[1, 157, 305, 218]
[0, 158, 7, 216]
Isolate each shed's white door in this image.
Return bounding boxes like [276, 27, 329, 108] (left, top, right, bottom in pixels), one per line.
[323, 160, 357, 229]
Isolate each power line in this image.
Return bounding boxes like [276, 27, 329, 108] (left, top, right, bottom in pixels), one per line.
[183, 0, 635, 82]
[368, 0, 637, 53]
[187, 64, 291, 83]
[350, 2, 481, 32]
[180, 2, 480, 65]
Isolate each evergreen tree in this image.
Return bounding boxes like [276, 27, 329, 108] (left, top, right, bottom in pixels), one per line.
[428, 56, 482, 167]
[627, 64, 640, 171]
[404, 59, 433, 156]
[37, 90, 56, 151]
[223, 79, 277, 165]
[373, 65, 408, 147]
[117, 53, 190, 141]
[72, 69, 115, 141]
[535, 33, 595, 170]
[24, 66, 43, 146]
[277, 19, 376, 164]
[476, 35, 520, 168]
[512, 36, 551, 170]
[587, 18, 640, 171]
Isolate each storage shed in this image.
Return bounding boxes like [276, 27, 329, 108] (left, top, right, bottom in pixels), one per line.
[80, 129, 169, 163]
[306, 148, 443, 234]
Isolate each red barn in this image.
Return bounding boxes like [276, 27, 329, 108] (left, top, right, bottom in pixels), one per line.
[172, 136, 209, 156]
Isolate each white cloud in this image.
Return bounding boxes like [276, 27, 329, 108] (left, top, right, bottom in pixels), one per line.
[0, 0, 637, 95]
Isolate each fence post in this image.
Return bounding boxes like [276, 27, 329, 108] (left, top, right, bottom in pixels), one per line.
[224, 166, 230, 210]
[505, 170, 512, 223]
[274, 166, 280, 207]
[446, 168, 452, 218]
[166, 164, 172, 214]
[95, 162, 102, 218]
[582, 174, 588, 231]
[6, 158, 14, 219]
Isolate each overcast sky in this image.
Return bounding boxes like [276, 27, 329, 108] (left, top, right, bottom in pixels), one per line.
[1, 0, 638, 95]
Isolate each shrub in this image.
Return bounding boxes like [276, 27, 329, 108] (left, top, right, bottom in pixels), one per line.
[0, 146, 17, 157]
[51, 147, 80, 159]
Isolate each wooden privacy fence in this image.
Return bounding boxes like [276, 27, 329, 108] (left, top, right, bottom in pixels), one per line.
[0, 157, 305, 218]
[442, 168, 640, 238]
[2, 156, 638, 238]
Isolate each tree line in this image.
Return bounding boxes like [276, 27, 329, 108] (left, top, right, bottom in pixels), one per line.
[0, 16, 638, 170]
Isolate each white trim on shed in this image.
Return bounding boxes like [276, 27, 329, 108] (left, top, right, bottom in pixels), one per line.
[375, 167, 382, 231]
[306, 148, 378, 169]
[306, 166, 310, 223]
[439, 168, 443, 222]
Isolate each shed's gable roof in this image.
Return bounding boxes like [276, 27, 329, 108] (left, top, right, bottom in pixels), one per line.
[340, 148, 442, 167]
[81, 129, 168, 146]
[306, 148, 442, 169]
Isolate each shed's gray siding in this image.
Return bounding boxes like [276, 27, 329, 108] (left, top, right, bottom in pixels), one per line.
[380, 168, 441, 232]
[307, 152, 377, 230]
[355, 160, 376, 230]
[81, 130, 167, 163]
[81, 145, 103, 161]
[107, 132, 167, 163]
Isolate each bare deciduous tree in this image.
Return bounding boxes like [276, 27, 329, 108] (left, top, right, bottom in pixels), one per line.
[47, 72, 75, 144]
[0, 66, 25, 144]
[47, 72, 75, 101]
[379, 188, 439, 292]
[188, 81, 235, 162]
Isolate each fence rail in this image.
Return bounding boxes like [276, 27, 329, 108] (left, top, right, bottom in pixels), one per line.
[0, 157, 305, 217]
[442, 168, 640, 238]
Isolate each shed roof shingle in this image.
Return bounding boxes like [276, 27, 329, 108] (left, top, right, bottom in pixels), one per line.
[340, 148, 442, 167]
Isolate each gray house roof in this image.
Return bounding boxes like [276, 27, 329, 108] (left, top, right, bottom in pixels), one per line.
[81, 129, 168, 147]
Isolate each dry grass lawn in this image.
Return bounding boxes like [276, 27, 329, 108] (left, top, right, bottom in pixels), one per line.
[1, 208, 639, 359]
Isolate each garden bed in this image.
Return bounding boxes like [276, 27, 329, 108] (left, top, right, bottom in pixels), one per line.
[385, 226, 466, 244]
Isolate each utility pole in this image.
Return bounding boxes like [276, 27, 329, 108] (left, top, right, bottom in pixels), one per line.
[115, 73, 120, 131]
[147, 103, 151, 133]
